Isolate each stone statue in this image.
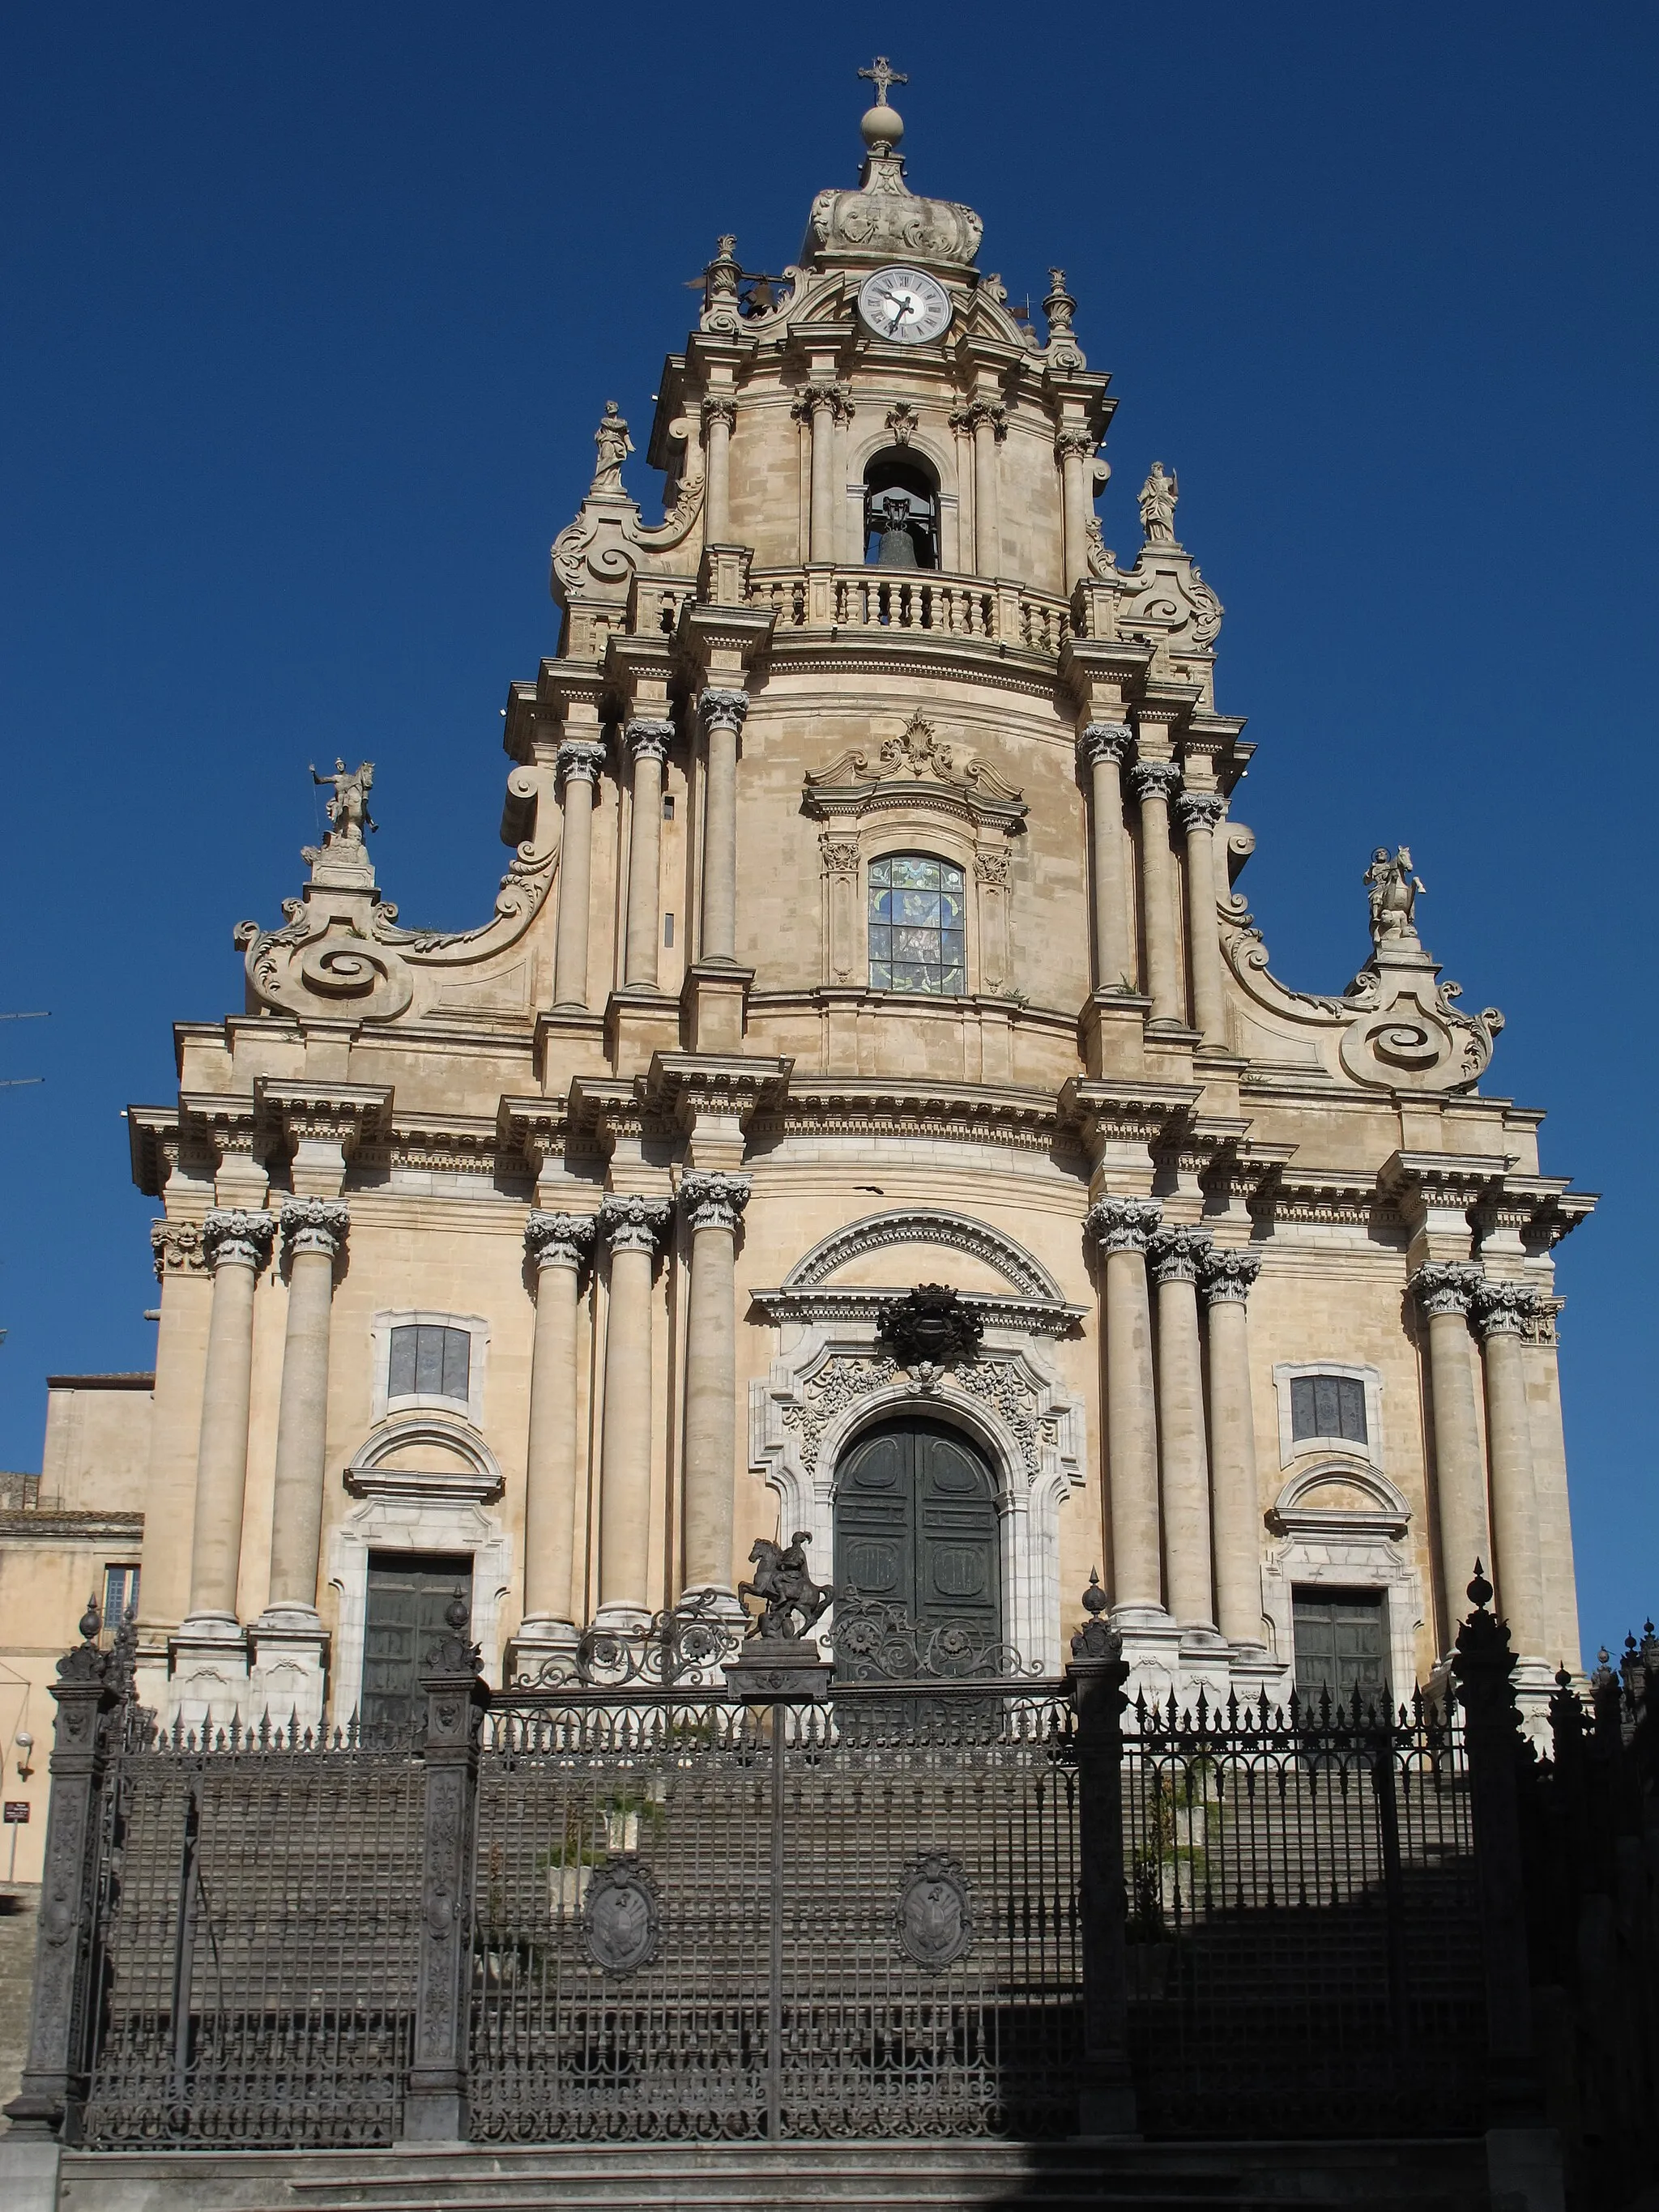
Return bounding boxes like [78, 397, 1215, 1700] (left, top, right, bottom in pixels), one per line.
[1138, 462, 1179, 543]
[1364, 846, 1425, 946]
[590, 400, 633, 494]
[740, 1532, 833, 1641]
[309, 758, 377, 843]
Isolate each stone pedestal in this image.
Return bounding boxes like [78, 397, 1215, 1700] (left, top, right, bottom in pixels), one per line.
[167, 1620, 251, 1734]
[680, 962, 751, 1054]
[724, 1637, 834, 1702]
[247, 1615, 330, 1736]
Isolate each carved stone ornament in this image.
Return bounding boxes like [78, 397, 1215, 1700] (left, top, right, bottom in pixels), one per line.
[1085, 1196, 1163, 1255]
[680, 1171, 752, 1236]
[1148, 1225, 1213, 1285]
[1196, 1244, 1261, 1305]
[1412, 1261, 1482, 1319]
[819, 834, 860, 878]
[886, 401, 919, 445]
[875, 1284, 985, 1374]
[1077, 723, 1132, 770]
[1471, 1279, 1539, 1338]
[151, 1219, 209, 1278]
[1128, 760, 1183, 808]
[525, 1211, 596, 1272]
[557, 739, 607, 791]
[599, 1194, 672, 1255]
[625, 718, 675, 766]
[804, 716, 1026, 837]
[698, 688, 750, 737]
[280, 1199, 349, 1264]
[896, 1853, 975, 1971]
[1175, 791, 1227, 834]
[203, 1208, 276, 1273]
[582, 1857, 662, 1974]
[803, 124, 982, 273]
[1138, 462, 1179, 543]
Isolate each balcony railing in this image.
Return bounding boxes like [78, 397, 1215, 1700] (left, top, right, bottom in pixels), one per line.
[752, 566, 1073, 655]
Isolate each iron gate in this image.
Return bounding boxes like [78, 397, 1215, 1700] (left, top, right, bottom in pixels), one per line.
[470, 1686, 1081, 2141]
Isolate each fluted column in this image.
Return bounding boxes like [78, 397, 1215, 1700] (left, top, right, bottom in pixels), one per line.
[1412, 1263, 1491, 1637]
[1175, 790, 1228, 1046]
[1197, 1246, 1265, 1647]
[622, 720, 673, 990]
[970, 400, 1004, 574]
[697, 688, 748, 965]
[702, 397, 735, 543]
[552, 739, 607, 1011]
[596, 1195, 672, 1624]
[1472, 1281, 1547, 1659]
[679, 1172, 751, 1605]
[1128, 760, 1184, 1027]
[264, 1201, 349, 1616]
[1149, 1227, 1217, 1632]
[1056, 428, 1094, 592]
[1085, 1197, 1165, 1618]
[521, 1213, 595, 1636]
[1078, 725, 1134, 992]
[185, 1209, 275, 1626]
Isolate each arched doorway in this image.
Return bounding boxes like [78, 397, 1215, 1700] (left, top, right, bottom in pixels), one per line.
[834, 1415, 1001, 1638]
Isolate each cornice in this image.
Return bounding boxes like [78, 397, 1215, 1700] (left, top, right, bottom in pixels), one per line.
[645, 1053, 793, 1130]
[0, 1508, 145, 1544]
[1059, 1077, 1203, 1153]
[759, 636, 1062, 702]
[751, 1076, 1071, 1154]
[750, 1285, 1086, 1338]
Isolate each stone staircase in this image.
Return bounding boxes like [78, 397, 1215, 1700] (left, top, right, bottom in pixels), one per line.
[51, 2137, 1491, 2212]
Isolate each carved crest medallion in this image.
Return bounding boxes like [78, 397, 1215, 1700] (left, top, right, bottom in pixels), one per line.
[582, 1857, 661, 1974]
[896, 1852, 974, 1971]
[875, 1284, 983, 1374]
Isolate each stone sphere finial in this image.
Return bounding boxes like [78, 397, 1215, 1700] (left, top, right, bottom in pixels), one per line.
[861, 100, 903, 151]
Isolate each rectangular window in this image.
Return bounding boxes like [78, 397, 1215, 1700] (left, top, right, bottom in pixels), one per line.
[663, 912, 675, 947]
[868, 855, 966, 995]
[1290, 1373, 1367, 1445]
[663, 794, 675, 820]
[102, 1563, 139, 1640]
[389, 1323, 471, 1406]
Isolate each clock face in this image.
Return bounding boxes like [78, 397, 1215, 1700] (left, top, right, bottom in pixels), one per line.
[858, 266, 953, 345]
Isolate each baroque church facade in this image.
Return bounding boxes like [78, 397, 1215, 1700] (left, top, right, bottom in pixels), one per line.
[86, 69, 1592, 1745]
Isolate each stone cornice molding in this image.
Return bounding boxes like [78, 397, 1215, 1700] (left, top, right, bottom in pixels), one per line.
[1148, 1225, 1213, 1285]
[1269, 1463, 1411, 1545]
[255, 1079, 392, 1158]
[525, 1211, 597, 1272]
[497, 1096, 573, 1178]
[1196, 1244, 1262, 1305]
[569, 1077, 650, 1157]
[1077, 722, 1132, 770]
[344, 1414, 504, 1507]
[599, 1193, 672, 1254]
[279, 1198, 350, 1264]
[179, 1093, 262, 1167]
[555, 739, 608, 791]
[1382, 1151, 1512, 1215]
[1410, 1260, 1482, 1319]
[680, 1170, 753, 1235]
[625, 718, 675, 765]
[802, 716, 1028, 838]
[645, 1052, 793, 1136]
[1470, 1278, 1539, 1339]
[751, 1285, 1085, 1339]
[754, 1077, 1065, 1154]
[1085, 1196, 1163, 1255]
[1060, 1078, 1203, 1160]
[203, 1208, 276, 1274]
[783, 1207, 1065, 1302]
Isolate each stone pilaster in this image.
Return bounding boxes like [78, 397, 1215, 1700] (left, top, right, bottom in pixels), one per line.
[1128, 759, 1184, 1028]
[696, 688, 748, 967]
[595, 1194, 672, 1627]
[678, 1172, 751, 1609]
[514, 1211, 595, 1670]
[621, 719, 673, 991]
[1147, 1227, 1218, 1637]
[1196, 1245, 1265, 1650]
[1175, 789, 1228, 1047]
[551, 738, 607, 1011]
[1472, 1281, 1548, 1669]
[1078, 725, 1134, 994]
[1412, 1262, 1491, 1647]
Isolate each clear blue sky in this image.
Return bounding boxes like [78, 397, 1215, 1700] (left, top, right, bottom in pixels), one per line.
[2, 6, 1654, 1660]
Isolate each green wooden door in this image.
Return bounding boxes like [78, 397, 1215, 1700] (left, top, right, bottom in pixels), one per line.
[1292, 1587, 1388, 1707]
[361, 1552, 471, 1738]
[834, 1417, 1000, 1638]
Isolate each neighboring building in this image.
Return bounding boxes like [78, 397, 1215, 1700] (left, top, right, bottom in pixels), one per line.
[0, 1384, 149, 1883]
[34, 73, 1595, 1760]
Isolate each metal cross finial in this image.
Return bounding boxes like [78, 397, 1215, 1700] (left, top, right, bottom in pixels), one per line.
[858, 55, 907, 105]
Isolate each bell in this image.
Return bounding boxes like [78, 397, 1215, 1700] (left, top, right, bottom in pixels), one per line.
[877, 518, 919, 568]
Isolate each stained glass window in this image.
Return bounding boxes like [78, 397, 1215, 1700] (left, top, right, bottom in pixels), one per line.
[868, 855, 966, 995]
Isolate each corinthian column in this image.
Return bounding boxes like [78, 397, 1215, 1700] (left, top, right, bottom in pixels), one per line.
[697, 688, 748, 965]
[1085, 1197, 1165, 1620]
[1196, 1245, 1265, 1648]
[679, 1172, 751, 1607]
[263, 1201, 349, 1618]
[185, 1208, 275, 1628]
[1056, 428, 1094, 591]
[1471, 1281, 1547, 1660]
[1128, 760, 1184, 1027]
[1175, 790, 1228, 1046]
[622, 720, 673, 990]
[596, 1195, 672, 1626]
[702, 397, 735, 543]
[1412, 1263, 1491, 1639]
[970, 400, 1004, 573]
[1148, 1227, 1216, 1632]
[1078, 725, 1134, 993]
[519, 1213, 595, 1652]
[796, 383, 849, 560]
[552, 739, 607, 1011]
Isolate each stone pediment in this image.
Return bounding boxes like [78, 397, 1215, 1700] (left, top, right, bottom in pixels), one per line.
[752, 1208, 1084, 1340]
[804, 714, 1026, 834]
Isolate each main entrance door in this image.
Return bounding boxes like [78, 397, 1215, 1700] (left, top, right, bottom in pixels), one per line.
[834, 1416, 1001, 1639]
[1292, 1586, 1388, 1705]
[361, 1551, 471, 1737]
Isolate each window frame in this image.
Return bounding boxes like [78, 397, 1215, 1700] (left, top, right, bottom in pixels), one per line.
[865, 850, 969, 998]
[1273, 1361, 1384, 1472]
[371, 1310, 490, 1430]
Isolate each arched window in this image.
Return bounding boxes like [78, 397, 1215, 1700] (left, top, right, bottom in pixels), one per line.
[868, 855, 965, 995]
[864, 450, 939, 569]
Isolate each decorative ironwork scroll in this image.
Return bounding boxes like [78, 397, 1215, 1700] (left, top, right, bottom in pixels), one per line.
[825, 1589, 1043, 1683]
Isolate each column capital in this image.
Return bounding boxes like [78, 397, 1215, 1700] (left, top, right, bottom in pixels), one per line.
[279, 1198, 349, 1263]
[950, 396, 1007, 441]
[1054, 425, 1096, 462]
[1175, 790, 1226, 833]
[202, 1208, 276, 1273]
[680, 1170, 752, 1234]
[1412, 1260, 1482, 1318]
[1078, 722, 1132, 769]
[1128, 760, 1183, 807]
[791, 377, 854, 424]
[151, 1217, 210, 1278]
[556, 738, 608, 791]
[1148, 1224, 1213, 1285]
[599, 1193, 672, 1254]
[701, 394, 737, 432]
[625, 718, 675, 765]
[1471, 1278, 1539, 1339]
[1085, 1195, 1163, 1255]
[697, 687, 749, 736]
[525, 1210, 597, 1272]
[1196, 1244, 1261, 1305]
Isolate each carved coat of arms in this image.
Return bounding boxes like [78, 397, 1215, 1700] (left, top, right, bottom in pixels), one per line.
[896, 1852, 974, 1971]
[582, 1857, 661, 1973]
